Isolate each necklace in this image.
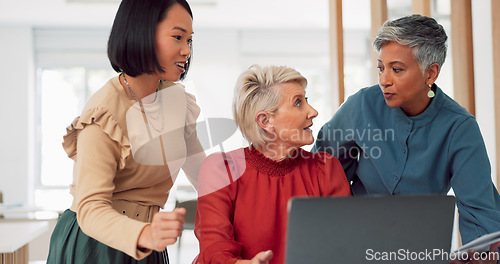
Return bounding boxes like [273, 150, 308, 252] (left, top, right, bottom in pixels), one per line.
[122, 73, 164, 133]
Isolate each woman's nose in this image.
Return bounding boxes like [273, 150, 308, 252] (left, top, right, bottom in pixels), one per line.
[181, 43, 191, 59]
[379, 70, 391, 88]
[308, 104, 318, 119]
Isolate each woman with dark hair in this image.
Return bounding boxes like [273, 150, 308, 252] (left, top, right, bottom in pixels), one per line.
[47, 0, 205, 263]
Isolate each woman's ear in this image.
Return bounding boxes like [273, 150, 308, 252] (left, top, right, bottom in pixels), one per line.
[426, 63, 440, 84]
[256, 111, 273, 133]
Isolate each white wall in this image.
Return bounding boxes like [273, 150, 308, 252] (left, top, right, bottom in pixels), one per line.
[472, 0, 497, 185]
[0, 26, 35, 205]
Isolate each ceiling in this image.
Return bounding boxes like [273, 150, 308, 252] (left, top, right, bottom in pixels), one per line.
[0, 0, 336, 29]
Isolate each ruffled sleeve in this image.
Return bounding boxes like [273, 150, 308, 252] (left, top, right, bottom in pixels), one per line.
[62, 107, 130, 170]
[184, 92, 201, 137]
[182, 91, 205, 189]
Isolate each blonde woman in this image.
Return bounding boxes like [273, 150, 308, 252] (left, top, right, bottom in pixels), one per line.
[194, 65, 351, 264]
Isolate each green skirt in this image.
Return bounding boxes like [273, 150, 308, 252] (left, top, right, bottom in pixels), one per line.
[47, 209, 168, 264]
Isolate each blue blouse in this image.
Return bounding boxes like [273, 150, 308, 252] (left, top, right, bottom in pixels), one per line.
[313, 84, 500, 244]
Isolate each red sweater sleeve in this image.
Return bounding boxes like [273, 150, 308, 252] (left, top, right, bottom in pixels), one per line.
[314, 151, 352, 197]
[194, 153, 243, 264]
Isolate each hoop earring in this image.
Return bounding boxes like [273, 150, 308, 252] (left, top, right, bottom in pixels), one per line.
[427, 83, 435, 98]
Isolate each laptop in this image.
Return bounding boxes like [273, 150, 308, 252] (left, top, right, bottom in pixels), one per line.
[285, 195, 456, 264]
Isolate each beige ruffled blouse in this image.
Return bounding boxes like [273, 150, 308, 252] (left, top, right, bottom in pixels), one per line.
[63, 76, 205, 259]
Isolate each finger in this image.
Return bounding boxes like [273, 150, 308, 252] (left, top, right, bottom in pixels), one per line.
[490, 241, 500, 252]
[255, 250, 273, 262]
[150, 216, 183, 230]
[173, 207, 187, 216]
[151, 221, 184, 237]
[149, 231, 182, 250]
[155, 230, 183, 240]
[159, 238, 178, 249]
[155, 211, 186, 222]
[152, 214, 185, 228]
[151, 218, 182, 228]
[488, 242, 500, 262]
[467, 249, 475, 261]
[151, 219, 184, 230]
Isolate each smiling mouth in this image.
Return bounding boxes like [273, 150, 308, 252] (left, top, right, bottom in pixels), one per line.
[176, 62, 186, 70]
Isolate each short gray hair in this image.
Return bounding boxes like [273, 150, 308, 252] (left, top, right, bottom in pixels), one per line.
[373, 14, 448, 72]
[233, 65, 307, 147]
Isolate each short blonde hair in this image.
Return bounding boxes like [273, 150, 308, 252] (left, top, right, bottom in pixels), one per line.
[233, 65, 307, 147]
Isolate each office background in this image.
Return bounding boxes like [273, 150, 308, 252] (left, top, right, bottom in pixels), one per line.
[0, 0, 498, 262]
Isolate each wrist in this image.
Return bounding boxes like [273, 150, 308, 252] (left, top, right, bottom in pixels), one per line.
[137, 224, 152, 250]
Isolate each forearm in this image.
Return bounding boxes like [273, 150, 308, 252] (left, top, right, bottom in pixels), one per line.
[75, 125, 151, 259]
[449, 119, 500, 242]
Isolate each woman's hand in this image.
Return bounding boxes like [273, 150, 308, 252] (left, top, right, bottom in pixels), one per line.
[449, 241, 500, 264]
[137, 208, 186, 251]
[234, 250, 274, 264]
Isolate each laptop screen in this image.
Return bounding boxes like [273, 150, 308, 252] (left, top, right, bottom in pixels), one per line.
[285, 195, 456, 264]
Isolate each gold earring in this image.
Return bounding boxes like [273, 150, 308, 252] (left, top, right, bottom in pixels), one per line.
[427, 83, 435, 98]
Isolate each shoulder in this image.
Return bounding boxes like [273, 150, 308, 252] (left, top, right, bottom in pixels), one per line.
[319, 85, 384, 134]
[80, 76, 131, 131]
[434, 88, 478, 133]
[84, 76, 128, 113]
[357, 84, 388, 111]
[344, 84, 380, 104]
[299, 149, 342, 168]
[336, 84, 386, 118]
[62, 76, 132, 168]
[198, 148, 247, 197]
[299, 149, 350, 195]
[438, 90, 475, 120]
[82, 76, 131, 134]
[158, 82, 201, 135]
[172, 83, 200, 117]
[184, 90, 201, 135]
[201, 148, 246, 167]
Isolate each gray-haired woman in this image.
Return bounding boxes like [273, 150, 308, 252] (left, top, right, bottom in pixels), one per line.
[313, 14, 500, 264]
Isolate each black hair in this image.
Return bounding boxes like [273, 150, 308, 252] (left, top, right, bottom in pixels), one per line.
[107, 0, 192, 80]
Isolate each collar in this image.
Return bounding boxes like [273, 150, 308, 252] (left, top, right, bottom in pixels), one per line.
[393, 84, 444, 128]
[245, 147, 300, 177]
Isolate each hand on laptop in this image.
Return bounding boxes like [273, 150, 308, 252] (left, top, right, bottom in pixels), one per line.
[449, 241, 500, 264]
[234, 250, 273, 264]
